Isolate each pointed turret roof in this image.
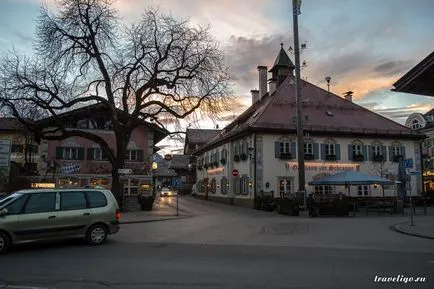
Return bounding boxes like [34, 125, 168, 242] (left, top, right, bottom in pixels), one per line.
[269, 43, 295, 73]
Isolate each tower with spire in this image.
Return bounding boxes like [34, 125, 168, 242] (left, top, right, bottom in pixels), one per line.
[269, 43, 295, 88]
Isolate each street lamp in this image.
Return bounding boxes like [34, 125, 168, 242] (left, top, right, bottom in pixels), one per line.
[152, 161, 158, 197]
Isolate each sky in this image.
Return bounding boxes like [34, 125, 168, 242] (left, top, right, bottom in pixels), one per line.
[1, 0, 433, 154]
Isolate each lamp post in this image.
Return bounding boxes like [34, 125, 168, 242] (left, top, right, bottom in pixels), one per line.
[152, 161, 158, 198]
[292, 0, 306, 208]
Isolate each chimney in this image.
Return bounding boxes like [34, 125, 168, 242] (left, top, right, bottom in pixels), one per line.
[250, 89, 259, 104]
[343, 91, 353, 102]
[268, 79, 276, 95]
[257, 65, 268, 99]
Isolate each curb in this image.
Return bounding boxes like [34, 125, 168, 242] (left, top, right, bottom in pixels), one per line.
[392, 223, 434, 240]
[120, 215, 194, 224]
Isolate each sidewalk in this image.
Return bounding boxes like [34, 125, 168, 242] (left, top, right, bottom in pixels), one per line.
[394, 219, 434, 239]
[119, 198, 193, 224]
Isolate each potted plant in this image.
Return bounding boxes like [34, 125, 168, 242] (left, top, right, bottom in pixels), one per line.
[279, 152, 292, 159]
[353, 153, 364, 161]
[234, 155, 240, 162]
[220, 158, 226, 165]
[373, 154, 384, 162]
[325, 154, 337, 161]
[304, 153, 315, 160]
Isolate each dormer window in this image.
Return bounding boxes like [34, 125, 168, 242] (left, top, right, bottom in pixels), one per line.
[411, 119, 422, 129]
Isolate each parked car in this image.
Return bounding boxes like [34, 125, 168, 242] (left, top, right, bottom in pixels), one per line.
[0, 188, 120, 254]
[159, 187, 176, 197]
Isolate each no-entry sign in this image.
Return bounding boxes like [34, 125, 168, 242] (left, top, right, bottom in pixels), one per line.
[232, 169, 239, 177]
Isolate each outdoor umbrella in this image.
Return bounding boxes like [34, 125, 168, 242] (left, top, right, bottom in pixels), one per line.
[308, 171, 394, 186]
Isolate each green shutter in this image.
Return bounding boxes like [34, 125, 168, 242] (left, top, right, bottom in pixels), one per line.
[313, 143, 319, 159]
[78, 148, 85, 160]
[56, 147, 63, 159]
[336, 144, 341, 160]
[348, 144, 353, 160]
[320, 144, 326, 160]
[87, 148, 94, 160]
[137, 150, 144, 162]
[275, 141, 280, 158]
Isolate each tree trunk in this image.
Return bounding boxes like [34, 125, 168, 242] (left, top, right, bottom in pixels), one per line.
[110, 132, 129, 211]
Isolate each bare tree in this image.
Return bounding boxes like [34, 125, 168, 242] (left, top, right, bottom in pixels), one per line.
[0, 0, 233, 204]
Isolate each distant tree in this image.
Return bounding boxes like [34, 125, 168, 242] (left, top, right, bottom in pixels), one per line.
[0, 0, 232, 204]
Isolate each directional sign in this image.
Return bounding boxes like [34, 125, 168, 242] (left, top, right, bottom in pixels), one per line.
[232, 169, 239, 177]
[118, 168, 132, 174]
[172, 177, 182, 189]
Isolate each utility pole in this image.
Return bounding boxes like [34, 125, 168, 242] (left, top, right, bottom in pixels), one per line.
[292, 0, 306, 207]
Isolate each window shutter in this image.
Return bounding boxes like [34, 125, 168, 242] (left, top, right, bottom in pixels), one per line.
[388, 146, 393, 161]
[137, 150, 144, 162]
[368, 145, 373, 161]
[87, 148, 94, 160]
[348, 144, 353, 160]
[401, 146, 406, 158]
[336, 144, 341, 160]
[56, 147, 63, 160]
[102, 148, 108, 160]
[320, 144, 326, 160]
[216, 150, 220, 162]
[313, 143, 319, 159]
[78, 148, 85, 160]
[275, 141, 280, 158]
[291, 142, 297, 157]
[363, 145, 368, 159]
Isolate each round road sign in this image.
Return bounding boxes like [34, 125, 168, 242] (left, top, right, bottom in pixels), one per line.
[232, 169, 239, 177]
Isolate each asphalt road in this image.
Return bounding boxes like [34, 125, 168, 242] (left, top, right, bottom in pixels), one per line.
[1, 197, 433, 289]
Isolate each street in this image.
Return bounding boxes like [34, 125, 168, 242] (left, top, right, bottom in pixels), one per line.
[0, 197, 433, 289]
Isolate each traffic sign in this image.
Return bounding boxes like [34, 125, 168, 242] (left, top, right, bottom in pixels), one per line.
[404, 159, 413, 169]
[232, 169, 239, 177]
[164, 154, 173, 161]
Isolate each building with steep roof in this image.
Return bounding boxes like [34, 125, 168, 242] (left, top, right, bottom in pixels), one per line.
[184, 128, 221, 155]
[193, 45, 425, 208]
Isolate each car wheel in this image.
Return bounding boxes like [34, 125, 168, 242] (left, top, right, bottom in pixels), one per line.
[86, 224, 108, 246]
[0, 231, 11, 254]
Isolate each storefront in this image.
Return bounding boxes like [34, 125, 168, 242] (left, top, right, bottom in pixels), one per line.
[423, 170, 434, 192]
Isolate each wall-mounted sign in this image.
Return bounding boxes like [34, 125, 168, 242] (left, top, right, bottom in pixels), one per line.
[285, 162, 359, 172]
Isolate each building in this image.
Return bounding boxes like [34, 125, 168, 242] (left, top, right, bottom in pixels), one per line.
[184, 128, 221, 155]
[393, 51, 434, 97]
[0, 118, 41, 191]
[193, 45, 425, 208]
[28, 104, 168, 197]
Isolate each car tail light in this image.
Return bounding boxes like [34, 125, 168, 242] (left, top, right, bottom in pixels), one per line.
[116, 210, 121, 220]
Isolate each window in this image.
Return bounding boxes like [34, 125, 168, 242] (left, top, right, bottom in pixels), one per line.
[411, 119, 422, 129]
[357, 185, 369, 196]
[211, 178, 217, 194]
[11, 144, 23, 153]
[86, 191, 107, 208]
[304, 142, 313, 154]
[126, 150, 137, 161]
[373, 145, 381, 155]
[392, 145, 401, 156]
[60, 192, 87, 210]
[278, 178, 291, 197]
[63, 147, 78, 159]
[233, 177, 240, 195]
[93, 148, 108, 160]
[314, 185, 333, 195]
[123, 179, 139, 195]
[24, 193, 56, 214]
[353, 144, 363, 155]
[325, 143, 335, 155]
[280, 141, 291, 154]
[4, 195, 29, 215]
[234, 142, 239, 155]
[28, 144, 39, 154]
[221, 177, 228, 195]
[240, 175, 249, 195]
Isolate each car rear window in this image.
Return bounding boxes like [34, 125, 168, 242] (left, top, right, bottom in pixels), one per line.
[86, 191, 107, 208]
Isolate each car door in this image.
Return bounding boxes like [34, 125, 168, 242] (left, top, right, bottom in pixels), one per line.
[15, 192, 58, 242]
[0, 194, 30, 240]
[55, 191, 93, 237]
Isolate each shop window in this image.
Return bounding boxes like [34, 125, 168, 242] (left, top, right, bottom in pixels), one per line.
[211, 178, 217, 194]
[278, 178, 291, 197]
